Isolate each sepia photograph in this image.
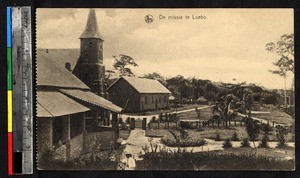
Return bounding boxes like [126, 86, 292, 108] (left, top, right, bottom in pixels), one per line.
[36, 8, 294, 170]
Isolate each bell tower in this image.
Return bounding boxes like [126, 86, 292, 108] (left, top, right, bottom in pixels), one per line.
[73, 9, 107, 97]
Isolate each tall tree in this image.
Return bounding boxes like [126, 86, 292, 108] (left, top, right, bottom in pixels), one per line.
[112, 54, 138, 77]
[266, 33, 294, 107]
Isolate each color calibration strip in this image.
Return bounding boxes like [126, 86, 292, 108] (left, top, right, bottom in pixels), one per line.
[7, 6, 33, 175]
[7, 6, 13, 176]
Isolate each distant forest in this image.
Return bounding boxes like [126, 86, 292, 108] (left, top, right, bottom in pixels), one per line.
[106, 72, 284, 106]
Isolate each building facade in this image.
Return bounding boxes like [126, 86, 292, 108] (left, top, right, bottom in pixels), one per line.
[108, 77, 171, 112]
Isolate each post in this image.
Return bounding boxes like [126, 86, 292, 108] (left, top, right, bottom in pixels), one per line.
[112, 112, 119, 147]
[217, 120, 220, 127]
[229, 121, 231, 126]
[142, 118, 147, 130]
[234, 120, 237, 126]
[240, 121, 243, 126]
[202, 121, 205, 127]
[130, 118, 135, 130]
[272, 121, 275, 128]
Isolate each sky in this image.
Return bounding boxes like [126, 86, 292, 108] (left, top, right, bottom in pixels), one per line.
[36, 8, 294, 89]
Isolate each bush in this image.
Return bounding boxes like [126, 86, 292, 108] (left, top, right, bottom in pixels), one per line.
[231, 132, 240, 141]
[276, 127, 289, 148]
[215, 132, 221, 141]
[222, 138, 233, 149]
[240, 138, 251, 148]
[260, 123, 273, 135]
[161, 130, 206, 147]
[259, 135, 270, 148]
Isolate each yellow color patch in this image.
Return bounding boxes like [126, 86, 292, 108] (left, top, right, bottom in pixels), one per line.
[7, 90, 12, 132]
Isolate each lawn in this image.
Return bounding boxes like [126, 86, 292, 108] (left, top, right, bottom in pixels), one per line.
[251, 111, 294, 126]
[177, 106, 213, 121]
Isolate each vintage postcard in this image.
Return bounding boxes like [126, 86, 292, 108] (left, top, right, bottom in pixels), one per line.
[36, 8, 294, 170]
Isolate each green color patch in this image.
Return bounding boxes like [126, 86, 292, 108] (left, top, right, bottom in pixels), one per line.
[7, 48, 12, 90]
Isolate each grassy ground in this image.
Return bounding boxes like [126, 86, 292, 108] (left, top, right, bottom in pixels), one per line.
[177, 107, 213, 121]
[146, 127, 294, 142]
[137, 146, 294, 170]
[251, 111, 294, 126]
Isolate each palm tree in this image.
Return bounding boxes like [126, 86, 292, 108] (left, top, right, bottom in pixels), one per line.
[212, 94, 237, 124]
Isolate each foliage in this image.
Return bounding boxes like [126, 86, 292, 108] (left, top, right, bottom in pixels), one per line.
[141, 149, 294, 170]
[266, 33, 294, 74]
[260, 123, 273, 135]
[222, 138, 233, 149]
[244, 117, 260, 142]
[276, 127, 289, 148]
[112, 54, 138, 77]
[259, 135, 270, 148]
[240, 138, 251, 148]
[231, 132, 240, 141]
[244, 117, 260, 153]
[38, 148, 117, 170]
[161, 129, 206, 147]
[211, 94, 239, 122]
[141, 72, 166, 85]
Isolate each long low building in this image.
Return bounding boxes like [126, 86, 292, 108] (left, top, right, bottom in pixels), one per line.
[36, 49, 122, 164]
[107, 77, 171, 113]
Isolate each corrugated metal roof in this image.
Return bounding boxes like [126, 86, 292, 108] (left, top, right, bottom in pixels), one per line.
[110, 77, 171, 94]
[59, 89, 122, 113]
[37, 49, 89, 90]
[80, 9, 103, 40]
[37, 91, 90, 117]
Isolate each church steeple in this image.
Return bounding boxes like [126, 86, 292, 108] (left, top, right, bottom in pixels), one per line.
[73, 9, 107, 97]
[80, 9, 104, 40]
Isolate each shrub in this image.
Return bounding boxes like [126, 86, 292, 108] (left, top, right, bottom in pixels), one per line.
[260, 123, 273, 135]
[231, 132, 240, 141]
[215, 132, 221, 141]
[240, 138, 251, 148]
[151, 116, 157, 122]
[222, 138, 232, 149]
[259, 135, 270, 148]
[161, 130, 206, 147]
[276, 127, 289, 148]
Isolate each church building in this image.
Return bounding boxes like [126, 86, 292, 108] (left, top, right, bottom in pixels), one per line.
[72, 9, 108, 98]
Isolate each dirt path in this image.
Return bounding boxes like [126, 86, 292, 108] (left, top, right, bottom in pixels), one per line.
[237, 113, 286, 127]
[122, 129, 149, 160]
[120, 105, 212, 124]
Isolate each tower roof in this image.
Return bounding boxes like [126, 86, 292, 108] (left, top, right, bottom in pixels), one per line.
[80, 9, 103, 40]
